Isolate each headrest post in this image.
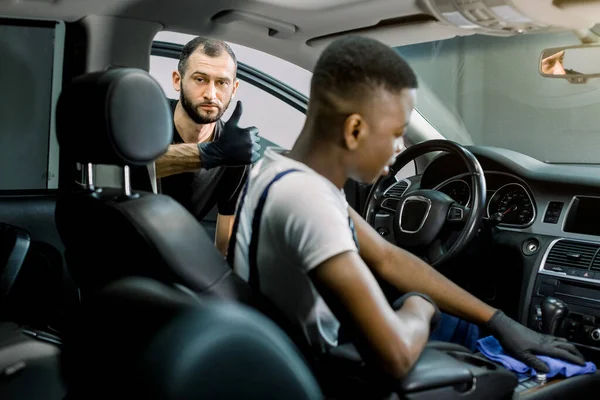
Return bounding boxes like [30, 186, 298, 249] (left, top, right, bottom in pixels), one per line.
[85, 163, 95, 191]
[123, 166, 133, 197]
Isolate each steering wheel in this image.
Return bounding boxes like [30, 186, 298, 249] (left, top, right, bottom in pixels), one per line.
[364, 140, 486, 267]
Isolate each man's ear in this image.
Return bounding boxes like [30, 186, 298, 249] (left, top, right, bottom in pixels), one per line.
[172, 71, 182, 92]
[343, 113, 367, 151]
[231, 78, 240, 98]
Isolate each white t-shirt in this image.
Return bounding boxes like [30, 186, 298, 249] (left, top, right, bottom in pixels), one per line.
[232, 147, 359, 352]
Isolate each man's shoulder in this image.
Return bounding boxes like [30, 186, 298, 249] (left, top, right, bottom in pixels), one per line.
[260, 167, 346, 215]
[258, 152, 339, 194]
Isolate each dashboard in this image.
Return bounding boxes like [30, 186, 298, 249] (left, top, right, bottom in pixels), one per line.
[413, 146, 600, 241]
[384, 145, 600, 352]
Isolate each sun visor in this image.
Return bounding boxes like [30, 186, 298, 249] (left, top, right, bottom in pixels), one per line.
[307, 18, 472, 52]
[551, 0, 600, 26]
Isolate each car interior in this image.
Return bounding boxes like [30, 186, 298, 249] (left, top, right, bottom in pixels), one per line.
[2, 0, 600, 399]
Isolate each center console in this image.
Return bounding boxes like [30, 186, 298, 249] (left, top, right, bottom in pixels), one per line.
[326, 343, 519, 399]
[529, 237, 600, 347]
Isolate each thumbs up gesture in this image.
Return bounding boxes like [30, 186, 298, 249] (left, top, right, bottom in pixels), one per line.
[198, 101, 261, 170]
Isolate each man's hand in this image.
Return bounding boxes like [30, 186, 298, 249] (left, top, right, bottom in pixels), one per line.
[198, 101, 261, 169]
[486, 311, 586, 372]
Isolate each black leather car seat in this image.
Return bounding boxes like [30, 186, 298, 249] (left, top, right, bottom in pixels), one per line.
[61, 276, 322, 399]
[54, 68, 252, 303]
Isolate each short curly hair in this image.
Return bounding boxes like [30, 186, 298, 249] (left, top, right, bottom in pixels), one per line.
[311, 35, 418, 109]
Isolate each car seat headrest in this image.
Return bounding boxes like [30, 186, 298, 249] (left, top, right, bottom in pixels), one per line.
[56, 68, 172, 166]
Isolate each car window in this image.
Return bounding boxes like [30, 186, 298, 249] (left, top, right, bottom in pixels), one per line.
[150, 33, 308, 153]
[150, 54, 306, 153]
[154, 31, 312, 97]
[0, 19, 64, 191]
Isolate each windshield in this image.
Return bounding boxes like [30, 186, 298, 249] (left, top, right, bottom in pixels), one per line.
[395, 30, 600, 164]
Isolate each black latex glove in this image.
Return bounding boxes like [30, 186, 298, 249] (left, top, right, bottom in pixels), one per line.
[198, 101, 261, 169]
[486, 310, 586, 373]
[392, 292, 442, 332]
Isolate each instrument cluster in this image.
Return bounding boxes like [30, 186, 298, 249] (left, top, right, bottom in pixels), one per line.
[435, 174, 536, 227]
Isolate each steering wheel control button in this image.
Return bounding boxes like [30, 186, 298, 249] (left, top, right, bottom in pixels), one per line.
[591, 329, 600, 342]
[447, 206, 464, 221]
[522, 238, 540, 256]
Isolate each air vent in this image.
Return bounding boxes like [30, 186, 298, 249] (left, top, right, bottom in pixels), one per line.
[384, 180, 409, 198]
[546, 240, 599, 271]
[592, 256, 600, 272]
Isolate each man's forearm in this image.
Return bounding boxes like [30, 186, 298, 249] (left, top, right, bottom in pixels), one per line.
[215, 214, 235, 256]
[349, 207, 496, 325]
[156, 144, 204, 178]
[377, 247, 496, 324]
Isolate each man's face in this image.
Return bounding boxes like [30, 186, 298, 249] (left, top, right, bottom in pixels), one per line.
[173, 50, 239, 124]
[541, 51, 566, 76]
[348, 88, 415, 184]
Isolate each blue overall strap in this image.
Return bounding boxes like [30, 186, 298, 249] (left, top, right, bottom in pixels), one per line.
[248, 169, 302, 292]
[348, 216, 360, 252]
[226, 179, 250, 267]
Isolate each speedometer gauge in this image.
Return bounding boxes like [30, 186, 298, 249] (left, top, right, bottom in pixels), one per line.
[488, 183, 535, 226]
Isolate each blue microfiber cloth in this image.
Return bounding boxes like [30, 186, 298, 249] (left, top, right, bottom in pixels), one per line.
[476, 336, 596, 381]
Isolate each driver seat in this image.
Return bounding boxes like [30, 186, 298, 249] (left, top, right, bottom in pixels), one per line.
[54, 68, 253, 303]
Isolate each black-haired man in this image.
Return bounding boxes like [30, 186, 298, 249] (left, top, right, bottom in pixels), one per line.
[135, 37, 260, 255]
[229, 35, 586, 378]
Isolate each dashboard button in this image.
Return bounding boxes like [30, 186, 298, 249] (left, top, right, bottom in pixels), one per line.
[544, 264, 567, 273]
[543, 202, 564, 224]
[527, 243, 538, 252]
[583, 315, 596, 324]
[582, 271, 596, 279]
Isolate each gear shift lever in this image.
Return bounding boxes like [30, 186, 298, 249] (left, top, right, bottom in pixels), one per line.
[541, 297, 569, 336]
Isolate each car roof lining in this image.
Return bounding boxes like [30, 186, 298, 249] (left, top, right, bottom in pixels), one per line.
[0, 0, 470, 71]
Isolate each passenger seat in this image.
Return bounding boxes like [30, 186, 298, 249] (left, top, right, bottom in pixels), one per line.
[62, 276, 323, 399]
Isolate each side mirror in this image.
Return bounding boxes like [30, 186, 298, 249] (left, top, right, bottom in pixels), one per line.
[539, 44, 600, 84]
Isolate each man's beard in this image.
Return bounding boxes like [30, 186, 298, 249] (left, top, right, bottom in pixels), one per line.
[180, 84, 231, 124]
